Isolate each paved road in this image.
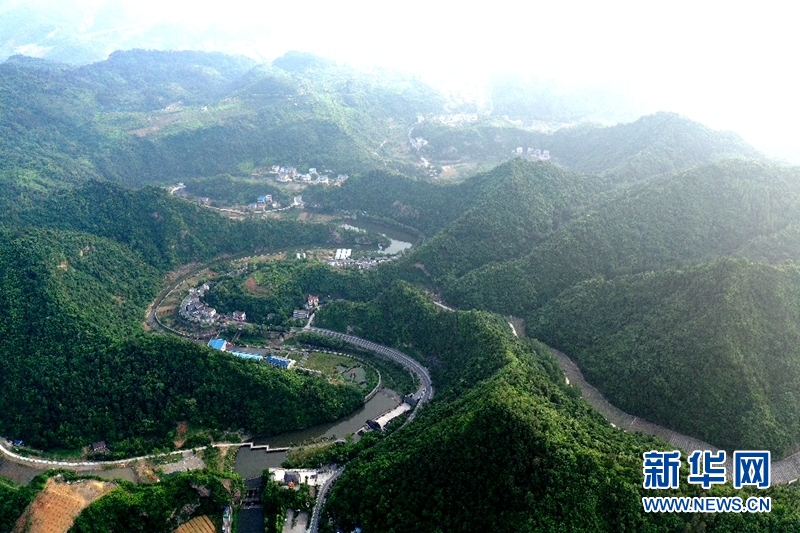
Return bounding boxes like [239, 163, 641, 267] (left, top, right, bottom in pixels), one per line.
[308, 467, 343, 533]
[304, 327, 434, 420]
[0, 439, 244, 470]
[301, 327, 434, 531]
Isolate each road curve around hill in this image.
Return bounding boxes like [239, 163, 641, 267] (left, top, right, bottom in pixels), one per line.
[304, 326, 434, 418]
[308, 466, 344, 533]
[301, 326, 433, 532]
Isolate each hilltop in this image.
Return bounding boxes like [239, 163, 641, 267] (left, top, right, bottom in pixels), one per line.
[0, 50, 761, 193]
[445, 160, 800, 315]
[0, 50, 444, 189]
[313, 281, 800, 532]
[411, 111, 760, 180]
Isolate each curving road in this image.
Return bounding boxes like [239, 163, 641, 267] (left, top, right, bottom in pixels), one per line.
[308, 466, 344, 533]
[304, 327, 434, 420]
[148, 256, 435, 531]
[301, 327, 433, 532]
[0, 438, 244, 470]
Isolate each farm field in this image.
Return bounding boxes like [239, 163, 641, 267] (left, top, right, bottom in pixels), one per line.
[174, 515, 216, 533]
[12, 478, 115, 533]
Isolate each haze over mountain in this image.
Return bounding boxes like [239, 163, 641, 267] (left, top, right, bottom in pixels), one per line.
[2, 0, 798, 163]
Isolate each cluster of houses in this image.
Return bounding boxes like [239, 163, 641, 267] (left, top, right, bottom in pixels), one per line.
[180, 284, 218, 325]
[334, 248, 352, 260]
[410, 136, 428, 150]
[515, 147, 551, 160]
[207, 339, 296, 369]
[326, 255, 396, 270]
[254, 194, 280, 210]
[180, 284, 246, 326]
[261, 165, 349, 186]
[250, 194, 305, 211]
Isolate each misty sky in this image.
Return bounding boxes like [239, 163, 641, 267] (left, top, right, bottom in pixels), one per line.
[2, 0, 799, 162]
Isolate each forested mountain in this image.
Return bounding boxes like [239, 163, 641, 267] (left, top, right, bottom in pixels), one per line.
[0, 180, 342, 270]
[417, 160, 800, 456]
[445, 160, 800, 316]
[396, 159, 597, 281]
[544, 112, 761, 181]
[412, 112, 760, 180]
[1, 47, 798, 530]
[536, 259, 800, 454]
[0, 50, 760, 193]
[0, 50, 444, 189]
[0, 179, 373, 452]
[68, 49, 257, 112]
[314, 282, 800, 532]
[0, 226, 363, 451]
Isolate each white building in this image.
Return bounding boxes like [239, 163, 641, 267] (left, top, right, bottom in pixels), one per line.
[334, 249, 352, 260]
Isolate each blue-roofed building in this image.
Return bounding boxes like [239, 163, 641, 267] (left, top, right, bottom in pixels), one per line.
[266, 355, 296, 369]
[208, 339, 228, 351]
[229, 350, 262, 361]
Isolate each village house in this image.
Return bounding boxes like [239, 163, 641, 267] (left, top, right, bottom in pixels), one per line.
[266, 355, 296, 369]
[208, 339, 228, 351]
[91, 440, 108, 454]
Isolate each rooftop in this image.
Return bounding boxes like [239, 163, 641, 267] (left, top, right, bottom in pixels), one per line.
[208, 339, 228, 351]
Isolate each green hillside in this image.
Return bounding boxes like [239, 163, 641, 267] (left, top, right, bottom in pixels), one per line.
[535, 259, 800, 455]
[410, 159, 800, 457]
[0, 50, 445, 189]
[1, 51, 760, 193]
[399, 159, 596, 281]
[546, 112, 761, 180]
[69, 49, 257, 112]
[3, 180, 338, 270]
[413, 112, 760, 182]
[314, 281, 800, 532]
[70, 470, 238, 533]
[0, 227, 363, 451]
[1, 47, 798, 531]
[445, 160, 800, 317]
